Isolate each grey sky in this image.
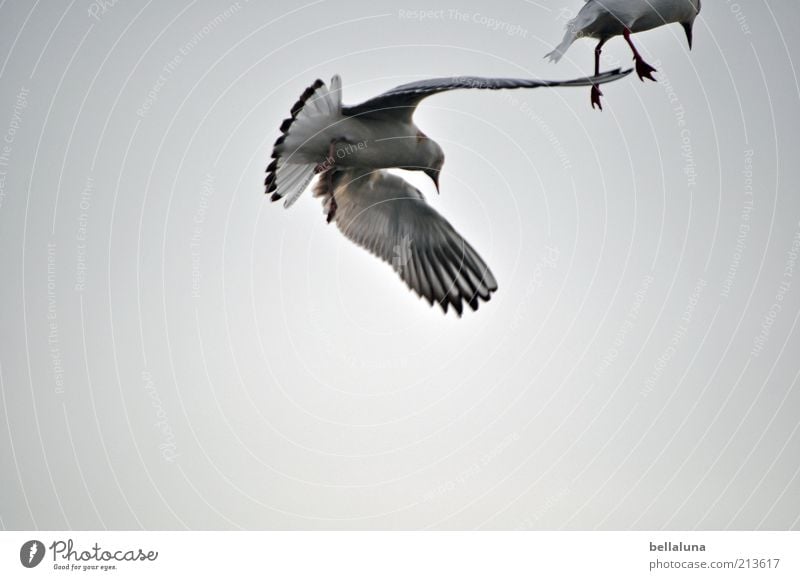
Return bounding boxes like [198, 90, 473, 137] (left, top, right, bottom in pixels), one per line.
[1, 0, 799, 530]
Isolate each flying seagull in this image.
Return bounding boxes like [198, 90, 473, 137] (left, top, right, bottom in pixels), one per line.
[265, 69, 631, 214]
[313, 167, 497, 315]
[546, 0, 701, 110]
[265, 70, 631, 314]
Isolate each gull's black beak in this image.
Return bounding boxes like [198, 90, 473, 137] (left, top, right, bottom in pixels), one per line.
[682, 21, 694, 50]
[425, 168, 440, 193]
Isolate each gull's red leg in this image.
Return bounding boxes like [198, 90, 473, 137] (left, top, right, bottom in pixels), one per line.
[325, 140, 338, 222]
[326, 195, 337, 223]
[591, 38, 607, 110]
[623, 28, 657, 81]
[326, 141, 336, 189]
[315, 140, 337, 174]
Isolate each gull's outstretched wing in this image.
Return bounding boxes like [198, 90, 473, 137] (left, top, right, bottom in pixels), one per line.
[314, 169, 497, 315]
[341, 68, 631, 120]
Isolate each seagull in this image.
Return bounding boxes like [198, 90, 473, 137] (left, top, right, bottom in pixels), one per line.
[546, 0, 701, 110]
[265, 70, 631, 314]
[265, 69, 632, 214]
[313, 167, 497, 315]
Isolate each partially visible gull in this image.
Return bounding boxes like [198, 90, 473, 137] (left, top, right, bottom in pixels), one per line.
[546, 0, 701, 109]
[265, 69, 632, 215]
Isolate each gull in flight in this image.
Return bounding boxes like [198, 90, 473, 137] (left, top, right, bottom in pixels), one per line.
[546, 0, 701, 109]
[265, 70, 631, 314]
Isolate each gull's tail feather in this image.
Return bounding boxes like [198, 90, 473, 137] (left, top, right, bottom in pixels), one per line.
[266, 75, 343, 208]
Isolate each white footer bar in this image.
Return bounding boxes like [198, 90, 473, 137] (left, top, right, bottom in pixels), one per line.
[2, 531, 798, 579]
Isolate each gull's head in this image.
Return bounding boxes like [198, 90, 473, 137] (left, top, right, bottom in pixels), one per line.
[682, 0, 701, 50]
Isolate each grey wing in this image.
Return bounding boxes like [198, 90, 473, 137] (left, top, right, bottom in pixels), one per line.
[341, 68, 631, 120]
[315, 169, 497, 315]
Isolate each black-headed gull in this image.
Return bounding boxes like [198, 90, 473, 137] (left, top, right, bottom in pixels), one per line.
[546, 0, 701, 109]
[265, 69, 631, 213]
[313, 167, 497, 316]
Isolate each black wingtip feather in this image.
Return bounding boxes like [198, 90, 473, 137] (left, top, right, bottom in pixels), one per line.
[266, 78, 327, 199]
[290, 79, 324, 117]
